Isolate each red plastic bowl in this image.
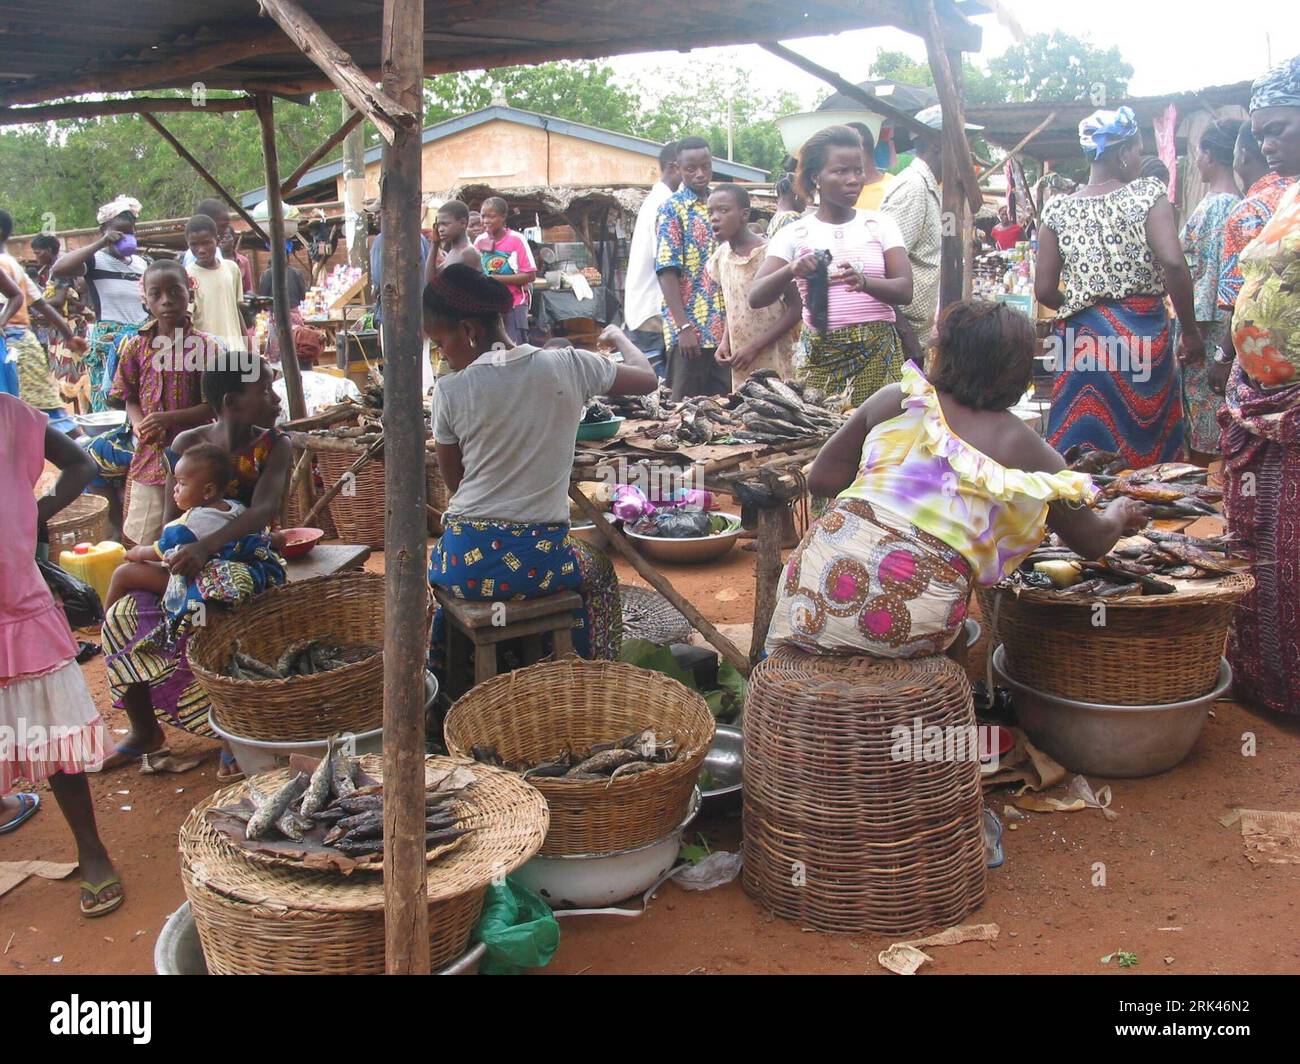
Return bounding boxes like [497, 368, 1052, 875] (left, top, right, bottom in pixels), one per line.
[978, 724, 1015, 759]
[278, 527, 324, 559]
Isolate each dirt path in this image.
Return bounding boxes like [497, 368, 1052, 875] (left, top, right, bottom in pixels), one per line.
[2, 546, 1298, 974]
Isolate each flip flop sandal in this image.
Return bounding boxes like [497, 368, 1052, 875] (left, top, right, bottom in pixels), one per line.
[103, 742, 171, 770]
[80, 877, 125, 918]
[216, 751, 244, 784]
[0, 792, 40, 834]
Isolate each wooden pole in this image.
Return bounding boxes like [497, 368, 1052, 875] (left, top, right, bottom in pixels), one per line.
[139, 112, 273, 247]
[0, 95, 256, 126]
[759, 42, 933, 139]
[257, 0, 417, 145]
[342, 104, 369, 277]
[568, 487, 751, 675]
[977, 111, 1058, 182]
[748, 505, 785, 665]
[281, 108, 366, 195]
[254, 93, 307, 422]
[379, 0, 429, 976]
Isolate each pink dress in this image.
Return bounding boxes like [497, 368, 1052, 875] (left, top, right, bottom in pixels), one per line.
[0, 393, 105, 793]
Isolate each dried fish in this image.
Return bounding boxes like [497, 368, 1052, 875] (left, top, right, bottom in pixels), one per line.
[566, 748, 643, 777]
[331, 753, 357, 800]
[246, 774, 308, 841]
[275, 640, 314, 678]
[300, 735, 338, 817]
[275, 808, 314, 841]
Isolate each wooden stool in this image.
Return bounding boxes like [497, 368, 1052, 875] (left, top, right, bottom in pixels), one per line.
[434, 588, 583, 698]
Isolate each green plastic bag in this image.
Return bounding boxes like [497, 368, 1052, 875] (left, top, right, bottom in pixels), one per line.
[473, 877, 560, 974]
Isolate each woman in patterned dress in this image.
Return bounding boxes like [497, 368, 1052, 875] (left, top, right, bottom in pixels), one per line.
[1177, 119, 1243, 462]
[766, 302, 1147, 658]
[1036, 106, 1205, 467]
[101, 359, 291, 777]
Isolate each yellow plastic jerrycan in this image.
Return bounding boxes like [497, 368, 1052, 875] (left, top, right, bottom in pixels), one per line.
[58, 541, 126, 605]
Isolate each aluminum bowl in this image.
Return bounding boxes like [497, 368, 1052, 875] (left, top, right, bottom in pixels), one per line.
[568, 512, 616, 549]
[700, 724, 742, 812]
[511, 790, 701, 908]
[624, 513, 743, 565]
[992, 645, 1230, 778]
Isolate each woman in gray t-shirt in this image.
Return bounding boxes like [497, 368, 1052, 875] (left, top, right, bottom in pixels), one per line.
[425, 265, 658, 668]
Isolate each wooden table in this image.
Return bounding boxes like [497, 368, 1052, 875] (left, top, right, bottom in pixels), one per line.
[285, 543, 372, 582]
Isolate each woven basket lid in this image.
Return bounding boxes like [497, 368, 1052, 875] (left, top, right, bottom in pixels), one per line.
[180, 755, 548, 913]
[619, 584, 692, 645]
[756, 646, 969, 696]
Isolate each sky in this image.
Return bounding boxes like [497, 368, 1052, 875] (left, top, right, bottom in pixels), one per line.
[607, 0, 1299, 110]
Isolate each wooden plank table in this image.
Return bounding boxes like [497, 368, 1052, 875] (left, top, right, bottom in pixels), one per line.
[285, 543, 372, 582]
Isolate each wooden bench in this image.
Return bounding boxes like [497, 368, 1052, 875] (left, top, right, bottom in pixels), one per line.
[433, 587, 582, 698]
[285, 543, 372, 582]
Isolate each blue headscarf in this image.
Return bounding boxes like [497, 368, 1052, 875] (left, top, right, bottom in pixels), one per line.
[1079, 105, 1139, 160]
[1250, 55, 1300, 112]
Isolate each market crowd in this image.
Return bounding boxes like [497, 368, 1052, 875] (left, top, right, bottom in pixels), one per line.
[2, 53, 1299, 921]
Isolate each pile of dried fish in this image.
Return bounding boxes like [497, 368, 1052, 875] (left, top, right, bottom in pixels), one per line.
[234, 736, 473, 858]
[471, 727, 677, 784]
[1066, 450, 1222, 520]
[581, 399, 616, 424]
[223, 638, 377, 680]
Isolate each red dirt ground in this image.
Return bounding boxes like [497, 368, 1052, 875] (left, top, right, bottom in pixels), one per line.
[2, 544, 1298, 975]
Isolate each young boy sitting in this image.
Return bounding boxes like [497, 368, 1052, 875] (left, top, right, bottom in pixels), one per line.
[105, 443, 244, 608]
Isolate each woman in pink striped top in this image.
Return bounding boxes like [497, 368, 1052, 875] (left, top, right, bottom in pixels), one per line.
[750, 124, 913, 405]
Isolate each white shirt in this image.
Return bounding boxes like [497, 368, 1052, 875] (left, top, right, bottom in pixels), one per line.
[623, 180, 676, 332]
[273, 369, 363, 423]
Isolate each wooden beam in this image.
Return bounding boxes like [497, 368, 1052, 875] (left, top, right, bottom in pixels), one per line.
[0, 20, 371, 107]
[568, 486, 751, 676]
[281, 108, 365, 195]
[759, 42, 933, 139]
[0, 95, 255, 126]
[139, 112, 273, 248]
[256, 0, 416, 145]
[254, 92, 306, 423]
[379, 0, 429, 977]
[922, 0, 983, 213]
[976, 113, 1057, 182]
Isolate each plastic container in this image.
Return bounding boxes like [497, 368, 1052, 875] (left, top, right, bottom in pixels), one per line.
[58, 541, 125, 604]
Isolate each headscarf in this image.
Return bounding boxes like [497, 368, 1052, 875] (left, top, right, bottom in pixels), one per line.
[1078, 106, 1139, 160]
[1250, 55, 1300, 113]
[96, 195, 142, 225]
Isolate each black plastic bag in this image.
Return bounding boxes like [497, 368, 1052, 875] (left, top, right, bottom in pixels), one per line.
[38, 559, 104, 629]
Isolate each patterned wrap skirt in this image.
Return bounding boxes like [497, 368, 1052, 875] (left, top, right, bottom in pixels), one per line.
[765, 497, 972, 658]
[428, 517, 621, 668]
[800, 320, 904, 407]
[85, 320, 141, 413]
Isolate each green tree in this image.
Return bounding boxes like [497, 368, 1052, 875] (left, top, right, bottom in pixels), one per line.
[978, 31, 1132, 104]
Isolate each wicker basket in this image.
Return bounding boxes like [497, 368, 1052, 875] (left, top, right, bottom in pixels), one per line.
[988, 572, 1254, 705]
[444, 658, 714, 856]
[316, 446, 386, 548]
[48, 493, 110, 554]
[282, 457, 338, 539]
[180, 755, 548, 974]
[189, 572, 387, 742]
[743, 648, 986, 936]
[620, 585, 692, 645]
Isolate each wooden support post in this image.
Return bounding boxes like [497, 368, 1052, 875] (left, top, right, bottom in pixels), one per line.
[568, 486, 751, 675]
[140, 112, 273, 248]
[254, 93, 306, 422]
[748, 505, 785, 665]
[258, 0, 417, 145]
[977, 111, 1058, 182]
[281, 108, 365, 195]
[379, 0, 429, 976]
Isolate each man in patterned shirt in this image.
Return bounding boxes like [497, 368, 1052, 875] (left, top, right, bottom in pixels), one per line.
[880, 107, 947, 358]
[655, 136, 728, 399]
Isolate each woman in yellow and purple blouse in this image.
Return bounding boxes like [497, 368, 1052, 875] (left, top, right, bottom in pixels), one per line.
[766, 301, 1148, 658]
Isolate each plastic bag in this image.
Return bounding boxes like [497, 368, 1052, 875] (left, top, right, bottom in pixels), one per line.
[474, 877, 560, 975]
[672, 850, 742, 891]
[38, 559, 103, 629]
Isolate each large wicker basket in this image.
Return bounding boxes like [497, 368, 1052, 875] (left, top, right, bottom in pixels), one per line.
[444, 658, 714, 856]
[743, 648, 986, 936]
[281, 456, 338, 539]
[48, 493, 110, 554]
[179, 756, 548, 974]
[988, 573, 1254, 705]
[189, 572, 387, 741]
[315, 445, 386, 548]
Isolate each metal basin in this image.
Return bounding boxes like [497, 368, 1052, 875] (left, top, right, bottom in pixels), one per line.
[624, 513, 743, 564]
[991, 645, 1231, 778]
[512, 790, 701, 908]
[700, 724, 742, 812]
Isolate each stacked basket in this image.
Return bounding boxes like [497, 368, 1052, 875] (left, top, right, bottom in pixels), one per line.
[987, 573, 1253, 705]
[179, 755, 548, 974]
[743, 648, 986, 936]
[189, 571, 390, 741]
[314, 447, 451, 547]
[444, 658, 714, 856]
[48, 493, 110, 554]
